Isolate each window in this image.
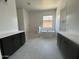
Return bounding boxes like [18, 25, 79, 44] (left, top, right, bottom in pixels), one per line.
[43, 16, 53, 28]
[39, 16, 54, 33]
[39, 16, 54, 32]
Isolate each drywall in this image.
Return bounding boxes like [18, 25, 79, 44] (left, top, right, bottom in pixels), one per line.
[17, 8, 29, 39]
[29, 9, 56, 33]
[17, 8, 24, 30]
[23, 9, 29, 35]
[17, 8, 29, 32]
[0, 0, 18, 34]
[66, 0, 79, 32]
[56, 7, 60, 32]
[58, 0, 79, 33]
[56, 0, 67, 32]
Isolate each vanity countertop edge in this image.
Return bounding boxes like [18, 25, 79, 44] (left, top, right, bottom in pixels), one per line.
[58, 32, 79, 45]
[0, 31, 24, 39]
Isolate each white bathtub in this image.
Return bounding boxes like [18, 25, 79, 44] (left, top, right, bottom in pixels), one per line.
[39, 32, 57, 38]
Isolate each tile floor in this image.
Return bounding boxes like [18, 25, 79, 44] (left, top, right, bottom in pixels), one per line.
[8, 37, 64, 59]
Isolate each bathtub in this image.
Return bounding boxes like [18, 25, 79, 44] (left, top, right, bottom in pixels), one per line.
[39, 32, 57, 38]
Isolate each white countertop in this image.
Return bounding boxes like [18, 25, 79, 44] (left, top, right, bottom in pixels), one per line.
[0, 31, 24, 59]
[58, 32, 79, 45]
[0, 31, 24, 39]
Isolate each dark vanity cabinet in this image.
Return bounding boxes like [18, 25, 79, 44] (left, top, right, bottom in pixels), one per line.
[0, 32, 25, 58]
[57, 33, 79, 59]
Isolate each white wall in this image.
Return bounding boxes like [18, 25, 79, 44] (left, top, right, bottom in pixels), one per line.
[58, 0, 79, 33]
[0, 0, 18, 34]
[56, 0, 67, 32]
[56, 8, 60, 32]
[29, 9, 56, 33]
[17, 8, 25, 30]
[66, 0, 79, 32]
[23, 9, 29, 35]
[17, 8, 29, 39]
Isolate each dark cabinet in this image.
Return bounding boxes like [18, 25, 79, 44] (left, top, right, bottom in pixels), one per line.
[1, 36, 15, 56]
[0, 32, 25, 58]
[19, 33, 25, 46]
[57, 33, 79, 59]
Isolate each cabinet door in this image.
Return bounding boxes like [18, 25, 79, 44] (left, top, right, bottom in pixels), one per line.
[57, 34, 62, 49]
[1, 36, 15, 56]
[70, 42, 79, 59]
[12, 34, 21, 51]
[19, 33, 25, 46]
[0, 32, 25, 57]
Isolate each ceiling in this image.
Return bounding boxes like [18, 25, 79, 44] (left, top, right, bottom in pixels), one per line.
[16, 0, 60, 10]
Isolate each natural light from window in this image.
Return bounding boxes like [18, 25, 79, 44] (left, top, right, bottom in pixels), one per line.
[43, 16, 53, 28]
[39, 16, 54, 32]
